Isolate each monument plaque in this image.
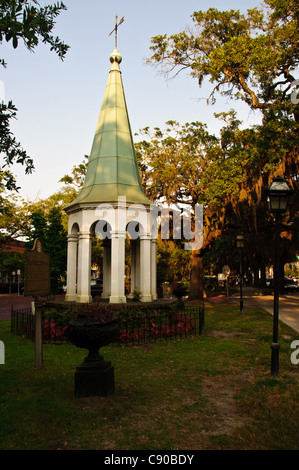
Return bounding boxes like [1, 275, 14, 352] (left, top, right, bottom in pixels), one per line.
[24, 239, 50, 297]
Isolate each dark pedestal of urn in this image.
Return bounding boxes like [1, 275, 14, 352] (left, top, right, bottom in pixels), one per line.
[66, 313, 120, 398]
[74, 356, 115, 398]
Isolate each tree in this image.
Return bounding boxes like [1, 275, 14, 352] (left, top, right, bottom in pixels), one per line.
[46, 207, 67, 293]
[25, 209, 47, 249]
[147, 1, 298, 117]
[59, 155, 89, 189]
[135, 120, 226, 299]
[24, 206, 67, 293]
[146, 1, 298, 293]
[0, 0, 69, 191]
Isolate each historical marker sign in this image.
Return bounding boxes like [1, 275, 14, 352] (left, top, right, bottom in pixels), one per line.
[24, 239, 50, 297]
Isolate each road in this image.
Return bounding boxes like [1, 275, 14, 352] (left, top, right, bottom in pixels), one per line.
[232, 287, 299, 333]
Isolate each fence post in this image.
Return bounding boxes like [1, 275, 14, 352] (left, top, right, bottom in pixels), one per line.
[0, 340, 4, 364]
[35, 299, 43, 368]
[11, 305, 14, 333]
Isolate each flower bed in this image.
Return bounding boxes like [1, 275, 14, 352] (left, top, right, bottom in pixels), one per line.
[11, 302, 204, 345]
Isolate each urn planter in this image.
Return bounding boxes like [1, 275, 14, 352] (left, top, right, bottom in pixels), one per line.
[66, 312, 120, 398]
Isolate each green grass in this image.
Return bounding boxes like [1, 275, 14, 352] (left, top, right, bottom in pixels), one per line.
[0, 302, 298, 450]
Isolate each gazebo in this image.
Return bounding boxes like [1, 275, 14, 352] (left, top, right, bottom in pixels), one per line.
[64, 46, 157, 303]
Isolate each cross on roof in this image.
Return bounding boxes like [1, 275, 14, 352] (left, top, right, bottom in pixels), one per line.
[109, 15, 124, 49]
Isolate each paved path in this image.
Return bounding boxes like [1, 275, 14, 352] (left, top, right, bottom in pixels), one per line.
[231, 287, 299, 333]
[0, 294, 34, 320]
[0, 294, 65, 321]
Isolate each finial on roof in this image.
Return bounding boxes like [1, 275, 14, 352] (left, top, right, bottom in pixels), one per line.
[109, 15, 124, 49]
[110, 48, 122, 64]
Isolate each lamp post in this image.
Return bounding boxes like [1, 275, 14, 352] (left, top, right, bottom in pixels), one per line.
[267, 176, 292, 376]
[236, 235, 245, 315]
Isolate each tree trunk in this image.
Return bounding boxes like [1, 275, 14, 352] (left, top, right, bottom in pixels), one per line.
[253, 267, 260, 287]
[260, 265, 266, 288]
[188, 249, 204, 300]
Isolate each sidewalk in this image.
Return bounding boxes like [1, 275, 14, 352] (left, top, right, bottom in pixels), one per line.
[0, 294, 66, 321]
[0, 294, 35, 320]
[231, 286, 299, 333]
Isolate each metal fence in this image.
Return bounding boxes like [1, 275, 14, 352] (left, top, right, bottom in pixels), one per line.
[115, 304, 204, 344]
[11, 307, 35, 340]
[11, 302, 204, 346]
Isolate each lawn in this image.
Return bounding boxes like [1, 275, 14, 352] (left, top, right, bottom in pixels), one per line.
[0, 301, 298, 450]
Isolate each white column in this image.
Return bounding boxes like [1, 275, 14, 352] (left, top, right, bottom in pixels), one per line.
[109, 231, 126, 303]
[151, 239, 157, 301]
[77, 231, 92, 303]
[135, 240, 140, 292]
[140, 235, 152, 302]
[129, 242, 136, 298]
[65, 234, 78, 302]
[102, 244, 111, 299]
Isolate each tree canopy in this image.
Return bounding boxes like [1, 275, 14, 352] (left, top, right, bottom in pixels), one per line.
[147, 1, 298, 118]
[0, 0, 69, 192]
[145, 0, 298, 296]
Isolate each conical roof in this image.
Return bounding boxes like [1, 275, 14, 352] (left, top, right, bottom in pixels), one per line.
[64, 48, 152, 211]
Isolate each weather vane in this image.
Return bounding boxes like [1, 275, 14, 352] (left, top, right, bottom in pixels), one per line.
[109, 15, 124, 49]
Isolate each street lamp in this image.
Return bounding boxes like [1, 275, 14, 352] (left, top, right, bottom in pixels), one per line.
[236, 235, 245, 315]
[267, 176, 292, 376]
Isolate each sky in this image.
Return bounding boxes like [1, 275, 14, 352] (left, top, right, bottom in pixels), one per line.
[1, 0, 265, 202]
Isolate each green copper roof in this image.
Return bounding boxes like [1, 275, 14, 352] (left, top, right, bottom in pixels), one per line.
[64, 48, 152, 211]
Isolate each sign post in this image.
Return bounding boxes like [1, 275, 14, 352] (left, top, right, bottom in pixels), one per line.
[222, 265, 230, 300]
[17, 269, 20, 295]
[24, 239, 50, 368]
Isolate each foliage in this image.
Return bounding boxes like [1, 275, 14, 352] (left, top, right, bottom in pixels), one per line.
[146, 2, 298, 282]
[135, 120, 222, 298]
[136, 120, 218, 207]
[118, 312, 196, 344]
[59, 155, 88, 189]
[171, 281, 188, 299]
[147, 1, 298, 115]
[156, 239, 191, 286]
[78, 303, 119, 324]
[0, 0, 69, 62]
[45, 207, 67, 293]
[0, 101, 34, 191]
[0, 0, 69, 191]
[132, 288, 142, 301]
[0, 248, 24, 278]
[91, 235, 103, 273]
[112, 305, 200, 343]
[24, 206, 67, 293]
